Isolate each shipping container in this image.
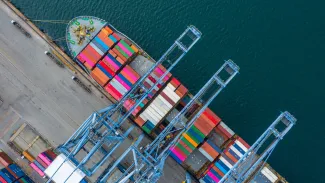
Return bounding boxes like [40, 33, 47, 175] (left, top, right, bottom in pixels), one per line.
[0, 168, 16, 182]
[35, 157, 48, 169]
[90, 67, 110, 86]
[38, 154, 51, 166]
[45, 154, 85, 183]
[7, 164, 25, 179]
[0, 152, 13, 167]
[0, 175, 8, 183]
[22, 151, 34, 162]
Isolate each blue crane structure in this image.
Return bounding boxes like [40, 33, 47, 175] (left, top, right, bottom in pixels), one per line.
[218, 111, 296, 183]
[47, 25, 207, 183]
[47, 22, 294, 183]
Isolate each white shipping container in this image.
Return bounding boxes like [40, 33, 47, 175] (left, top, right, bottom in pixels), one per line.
[90, 42, 104, 56]
[157, 95, 173, 109]
[198, 148, 214, 162]
[220, 122, 235, 136]
[110, 78, 128, 95]
[165, 84, 181, 102]
[150, 103, 167, 117]
[140, 110, 157, 125]
[261, 168, 277, 183]
[144, 108, 160, 125]
[230, 145, 244, 157]
[235, 140, 248, 152]
[44, 154, 85, 183]
[163, 88, 178, 103]
[146, 106, 163, 121]
[151, 98, 169, 113]
[156, 96, 171, 112]
[262, 167, 278, 182]
[145, 78, 160, 91]
[219, 156, 233, 169]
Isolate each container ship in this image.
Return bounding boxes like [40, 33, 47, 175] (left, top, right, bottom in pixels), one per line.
[64, 16, 287, 183]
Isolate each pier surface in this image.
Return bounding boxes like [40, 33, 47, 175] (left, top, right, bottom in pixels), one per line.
[0, 1, 189, 182]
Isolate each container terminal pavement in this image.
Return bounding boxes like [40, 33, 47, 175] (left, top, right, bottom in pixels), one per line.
[0, 3, 191, 183]
[0, 2, 295, 183]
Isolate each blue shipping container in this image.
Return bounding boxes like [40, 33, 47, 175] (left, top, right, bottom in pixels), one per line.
[33, 161, 45, 172]
[0, 169, 15, 183]
[95, 37, 109, 50]
[8, 164, 25, 178]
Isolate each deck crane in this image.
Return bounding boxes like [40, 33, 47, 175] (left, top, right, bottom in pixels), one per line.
[218, 111, 296, 183]
[47, 25, 203, 182]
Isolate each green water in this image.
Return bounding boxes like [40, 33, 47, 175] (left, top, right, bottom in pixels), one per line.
[11, 0, 325, 182]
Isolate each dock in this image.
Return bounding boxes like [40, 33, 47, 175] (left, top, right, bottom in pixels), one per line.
[0, 0, 189, 182]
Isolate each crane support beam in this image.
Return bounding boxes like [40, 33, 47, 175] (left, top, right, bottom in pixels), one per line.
[50, 26, 201, 181]
[135, 60, 239, 182]
[219, 111, 296, 183]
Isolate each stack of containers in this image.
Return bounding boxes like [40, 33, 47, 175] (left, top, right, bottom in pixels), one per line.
[0, 151, 33, 183]
[169, 109, 221, 163]
[76, 44, 103, 70]
[112, 38, 138, 63]
[136, 79, 188, 133]
[197, 121, 235, 163]
[105, 65, 140, 101]
[198, 140, 222, 162]
[125, 65, 172, 123]
[76, 26, 117, 70]
[30, 149, 57, 177]
[199, 137, 250, 183]
[91, 52, 125, 86]
[223, 137, 250, 164]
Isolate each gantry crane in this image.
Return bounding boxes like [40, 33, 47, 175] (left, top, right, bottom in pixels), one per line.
[47, 25, 203, 183]
[218, 111, 296, 183]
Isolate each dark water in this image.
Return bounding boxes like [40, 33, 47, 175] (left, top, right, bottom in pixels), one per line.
[10, 0, 325, 182]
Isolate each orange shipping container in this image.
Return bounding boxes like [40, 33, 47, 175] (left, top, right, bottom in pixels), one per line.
[91, 67, 110, 86]
[134, 117, 145, 126]
[212, 165, 225, 177]
[201, 142, 219, 159]
[109, 50, 117, 58]
[23, 151, 35, 162]
[225, 151, 238, 163]
[112, 48, 127, 62]
[104, 26, 113, 35]
[130, 44, 139, 53]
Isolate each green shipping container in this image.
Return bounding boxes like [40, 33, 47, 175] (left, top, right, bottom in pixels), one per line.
[176, 143, 190, 156]
[142, 126, 151, 134]
[180, 137, 196, 150]
[115, 45, 129, 58]
[120, 40, 135, 54]
[191, 125, 206, 139]
[185, 131, 200, 144]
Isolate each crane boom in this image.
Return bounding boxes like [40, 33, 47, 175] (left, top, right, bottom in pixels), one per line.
[219, 111, 296, 183]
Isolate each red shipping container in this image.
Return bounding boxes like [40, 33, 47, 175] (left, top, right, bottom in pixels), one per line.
[112, 33, 121, 41]
[134, 117, 145, 126]
[0, 176, 7, 183]
[85, 45, 101, 61]
[177, 85, 188, 95]
[237, 137, 250, 149]
[170, 78, 181, 88]
[160, 91, 176, 106]
[203, 108, 221, 125]
[105, 84, 122, 100]
[216, 124, 234, 139]
[0, 152, 13, 167]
